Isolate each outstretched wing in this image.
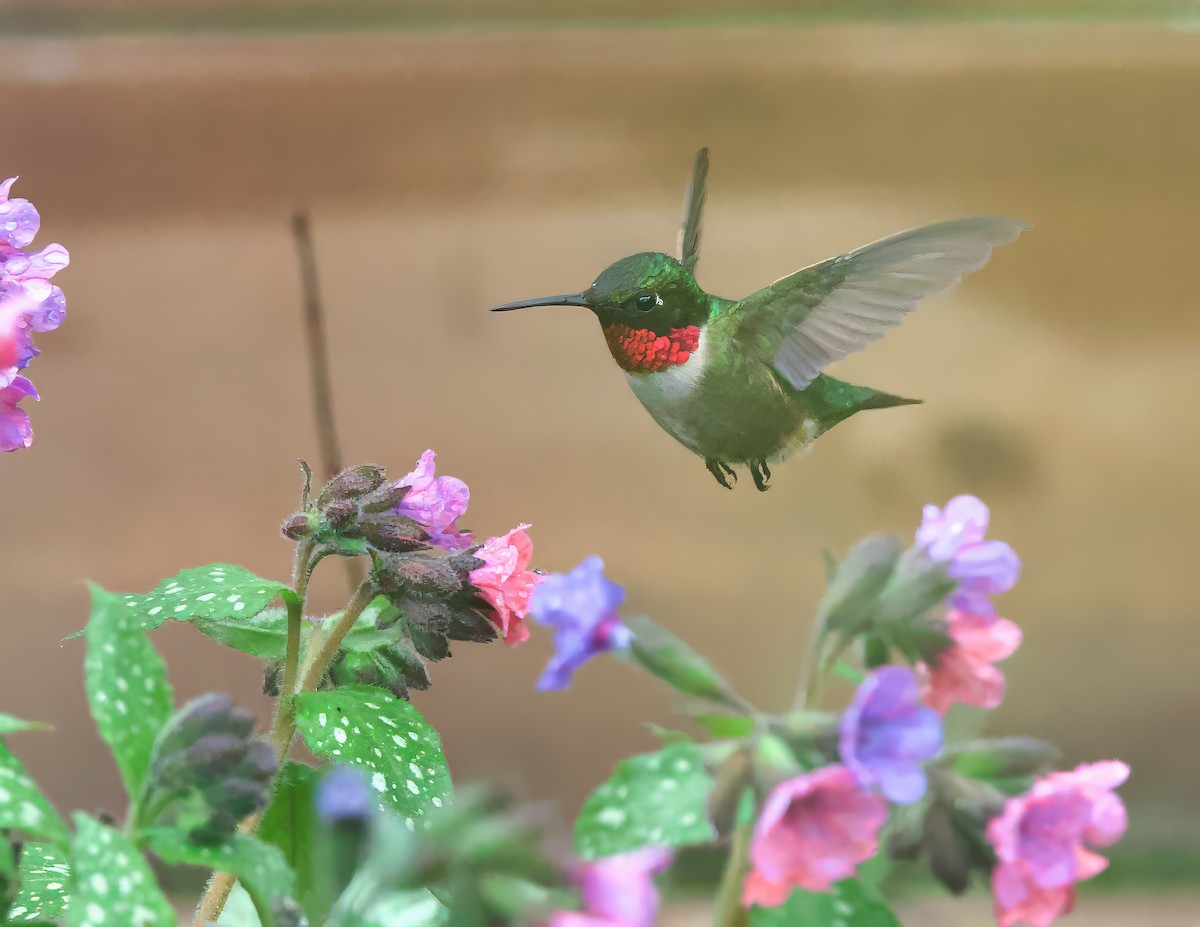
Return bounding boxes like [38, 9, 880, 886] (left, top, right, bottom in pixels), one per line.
[676, 147, 709, 272]
[722, 216, 1029, 390]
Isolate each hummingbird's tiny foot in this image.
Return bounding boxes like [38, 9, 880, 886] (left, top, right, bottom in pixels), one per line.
[705, 457, 737, 490]
[751, 459, 771, 492]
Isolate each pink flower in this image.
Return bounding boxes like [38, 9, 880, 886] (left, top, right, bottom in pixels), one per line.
[547, 848, 672, 927]
[743, 765, 888, 907]
[918, 610, 1022, 714]
[393, 449, 474, 552]
[0, 376, 37, 452]
[470, 524, 542, 647]
[988, 761, 1129, 927]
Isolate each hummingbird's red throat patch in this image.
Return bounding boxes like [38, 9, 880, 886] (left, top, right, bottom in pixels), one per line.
[602, 324, 701, 373]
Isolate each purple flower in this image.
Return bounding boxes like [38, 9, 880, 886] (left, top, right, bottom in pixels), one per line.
[0, 177, 68, 451]
[917, 495, 1020, 615]
[531, 557, 631, 691]
[838, 666, 943, 804]
[393, 449, 474, 552]
[0, 376, 37, 452]
[316, 766, 374, 823]
[548, 848, 673, 927]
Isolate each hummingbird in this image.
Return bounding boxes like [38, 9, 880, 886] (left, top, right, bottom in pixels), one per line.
[492, 149, 1028, 491]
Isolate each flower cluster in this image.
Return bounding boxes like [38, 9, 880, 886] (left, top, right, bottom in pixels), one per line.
[745, 665, 943, 905]
[0, 177, 69, 451]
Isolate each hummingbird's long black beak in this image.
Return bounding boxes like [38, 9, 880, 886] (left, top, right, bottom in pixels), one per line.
[489, 292, 590, 312]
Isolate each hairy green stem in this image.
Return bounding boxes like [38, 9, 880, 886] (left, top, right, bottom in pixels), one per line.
[296, 579, 377, 695]
[193, 570, 375, 925]
[712, 801, 754, 927]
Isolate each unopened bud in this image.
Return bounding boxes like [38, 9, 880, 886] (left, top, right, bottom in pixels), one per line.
[323, 499, 357, 529]
[360, 482, 412, 514]
[282, 512, 314, 541]
[318, 465, 387, 506]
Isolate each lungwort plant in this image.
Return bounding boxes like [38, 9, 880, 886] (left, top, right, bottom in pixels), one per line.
[0, 179, 1127, 927]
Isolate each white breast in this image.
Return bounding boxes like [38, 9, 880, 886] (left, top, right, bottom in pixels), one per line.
[624, 329, 710, 450]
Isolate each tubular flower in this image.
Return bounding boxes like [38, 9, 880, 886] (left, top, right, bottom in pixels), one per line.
[838, 666, 943, 804]
[743, 765, 888, 906]
[547, 848, 673, 927]
[0, 177, 69, 450]
[988, 761, 1129, 927]
[918, 609, 1022, 714]
[530, 557, 630, 691]
[393, 449, 474, 552]
[469, 523, 543, 647]
[917, 495, 1020, 616]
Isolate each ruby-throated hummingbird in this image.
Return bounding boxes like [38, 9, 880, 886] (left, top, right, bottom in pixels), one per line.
[492, 149, 1028, 491]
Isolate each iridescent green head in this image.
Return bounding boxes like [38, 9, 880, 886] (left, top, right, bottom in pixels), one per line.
[491, 251, 708, 334]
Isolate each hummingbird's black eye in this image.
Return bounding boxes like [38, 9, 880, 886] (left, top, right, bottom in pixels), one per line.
[637, 293, 660, 311]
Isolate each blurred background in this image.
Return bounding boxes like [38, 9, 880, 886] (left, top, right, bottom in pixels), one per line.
[1, 0, 1199, 921]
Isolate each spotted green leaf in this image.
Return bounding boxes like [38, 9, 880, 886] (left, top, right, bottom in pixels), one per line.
[147, 830, 294, 927]
[750, 878, 901, 927]
[193, 607, 296, 660]
[5, 843, 70, 924]
[67, 815, 173, 927]
[293, 686, 451, 830]
[118, 564, 290, 632]
[0, 740, 68, 843]
[574, 743, 717, 859]
[84, 586, 174, 798]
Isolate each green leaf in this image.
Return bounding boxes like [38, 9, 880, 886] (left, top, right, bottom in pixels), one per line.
[625, 616, 743, 708]
[293, 686, 452, 829]
[194, 607, 298, 660]
[947, 737, 1061, 781]
[6, 843, 70, 924]
[832, 660, 868, 685]
[147, 830, 294, 927]
[113, 564, 289, 633]
[0, 715, 48, 736]
[67, 814, 173, 927]
[690, 713, 755, 739]
[0, 740, 69, 843]
[260, 763, 325, 923]
[217, 883, 263, 927]
[817, 534, 902, 637]
[750, 878, 901, 927]
[84, 586, 174, 799]
[351, 889, 448, 927]
[574, 743, 717, 859]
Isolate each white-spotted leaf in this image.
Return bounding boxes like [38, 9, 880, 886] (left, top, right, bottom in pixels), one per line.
[147, 830, 294, 927]
[294, 686, 451, 829]
[750, 878, 901, 927]
[574, 743, 716, 859]
[0, 741, 69, 843]
[6, 843, 70, 923]
[84, 586, 174, 798]
[67, 814, 173, 927]
[116, 564, 289, 632]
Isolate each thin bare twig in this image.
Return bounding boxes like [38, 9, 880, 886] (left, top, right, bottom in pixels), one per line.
[290, 211, 364, 591]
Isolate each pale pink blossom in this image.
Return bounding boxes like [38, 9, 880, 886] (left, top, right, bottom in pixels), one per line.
[743, 765, 888, 907]
[918, 610, 1022, 714]
[393, 449, 474, 552]
[988, 761, 1129, 927]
